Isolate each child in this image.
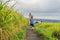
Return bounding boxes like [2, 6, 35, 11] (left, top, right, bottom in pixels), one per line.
[30, 16, 34, 30]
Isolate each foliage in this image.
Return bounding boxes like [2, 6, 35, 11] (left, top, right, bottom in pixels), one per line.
[0, 1, 28, 40]
[35, 22, 60, 40]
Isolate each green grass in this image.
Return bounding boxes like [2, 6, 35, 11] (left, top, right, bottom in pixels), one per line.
[0, 1, 28, 40]
[35, 22, 60, 40]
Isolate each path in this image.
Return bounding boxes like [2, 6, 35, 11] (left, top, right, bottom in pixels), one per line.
[25, 26, 43, 40]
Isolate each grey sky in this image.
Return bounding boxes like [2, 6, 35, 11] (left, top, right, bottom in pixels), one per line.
[2, 0, 60, 20]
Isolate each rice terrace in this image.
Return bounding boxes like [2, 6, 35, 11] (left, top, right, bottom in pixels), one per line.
[0, 0, 60, 40]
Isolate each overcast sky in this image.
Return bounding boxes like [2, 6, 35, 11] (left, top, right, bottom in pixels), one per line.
[2, 0, 60, 20]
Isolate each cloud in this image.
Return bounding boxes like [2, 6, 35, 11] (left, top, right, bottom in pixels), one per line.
[2, 0, 16, 7]
[13, 0, 60, 19]
[7, 0, 16, 7]
[2, 0, 60, 19]
[14, 0, 60, 12]
[2, 0, 60, 12]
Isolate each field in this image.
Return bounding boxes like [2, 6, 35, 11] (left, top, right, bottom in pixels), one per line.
[1, 0, 60, 40]
[35, 22, 60, 40]
[0, 1, 28, 40]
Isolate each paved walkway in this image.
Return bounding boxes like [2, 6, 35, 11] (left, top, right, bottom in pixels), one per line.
[25, 26, 43, 40]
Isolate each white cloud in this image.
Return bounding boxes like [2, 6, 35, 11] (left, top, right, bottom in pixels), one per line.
[2, 0, 60, 11]
[14, 0, 59, 11]
[2, 0, 16, 7]
[19, 0, 37, 4]
[2, 0, 60, 20]
[14, 0, 60, 20]
[7, 0, 16, 7]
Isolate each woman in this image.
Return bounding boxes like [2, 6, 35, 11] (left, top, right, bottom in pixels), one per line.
[28, 13, 32, 25]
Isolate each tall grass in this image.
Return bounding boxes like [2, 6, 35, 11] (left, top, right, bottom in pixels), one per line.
[35, 22, 60, 40]
[0, 1, 28, 40]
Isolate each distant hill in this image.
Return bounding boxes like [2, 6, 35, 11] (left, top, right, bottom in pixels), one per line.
[34, 18, 60, 22]
[27, 18, 60, 22]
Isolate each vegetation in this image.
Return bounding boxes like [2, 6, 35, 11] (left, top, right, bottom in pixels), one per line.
[35, 22, 60, 40]
[0, 0, 28, 40]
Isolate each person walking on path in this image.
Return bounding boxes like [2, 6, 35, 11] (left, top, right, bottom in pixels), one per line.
[28, 13, 34, 30]
[30, 16, 34, 30]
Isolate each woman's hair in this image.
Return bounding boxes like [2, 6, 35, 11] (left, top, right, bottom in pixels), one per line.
[29, 13, 32, 16]
[31, 16, 33, 18]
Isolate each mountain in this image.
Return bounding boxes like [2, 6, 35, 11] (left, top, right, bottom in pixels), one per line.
[34, 18, 60, 22]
